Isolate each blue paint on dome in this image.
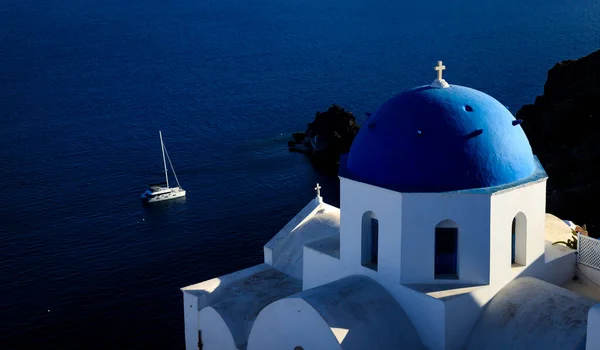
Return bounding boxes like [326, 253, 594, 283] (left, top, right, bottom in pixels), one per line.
[343, 84, 536, 192]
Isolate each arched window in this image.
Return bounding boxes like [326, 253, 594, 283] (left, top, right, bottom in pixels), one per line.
[511, 212, 527, 266]
[435, 220, 458, 279]
[361, 211, 378, 271]
[511, 218, 516, 264]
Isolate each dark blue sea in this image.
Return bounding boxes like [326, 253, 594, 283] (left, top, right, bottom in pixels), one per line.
[1, 0, 599, 348]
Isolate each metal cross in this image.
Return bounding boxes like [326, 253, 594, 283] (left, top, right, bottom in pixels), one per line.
[314, 183, 322, 197]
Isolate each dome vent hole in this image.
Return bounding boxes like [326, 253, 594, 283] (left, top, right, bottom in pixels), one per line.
[464, 105, 474, 112]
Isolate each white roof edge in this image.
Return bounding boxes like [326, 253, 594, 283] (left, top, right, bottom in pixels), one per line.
[264, 199, 326, 251]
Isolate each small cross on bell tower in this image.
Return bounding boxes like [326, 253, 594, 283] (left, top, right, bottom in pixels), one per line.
[314, 183, 323, 204]
[431, 60, 450, 88]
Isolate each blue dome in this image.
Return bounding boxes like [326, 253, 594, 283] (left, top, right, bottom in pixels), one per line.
[345, 84, 535, 192]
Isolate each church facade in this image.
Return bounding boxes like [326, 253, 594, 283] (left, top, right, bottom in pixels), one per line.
[181, 62, 600, 350]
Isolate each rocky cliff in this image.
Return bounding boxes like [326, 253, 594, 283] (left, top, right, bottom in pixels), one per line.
[288, 105, 360, 165]
[516, 48, 600, 235]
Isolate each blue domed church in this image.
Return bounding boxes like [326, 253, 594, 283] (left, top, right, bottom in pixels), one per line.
[181, 62, 600, 350]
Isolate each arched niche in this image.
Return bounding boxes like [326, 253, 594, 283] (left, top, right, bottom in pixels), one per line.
[511, 212, 527, 266]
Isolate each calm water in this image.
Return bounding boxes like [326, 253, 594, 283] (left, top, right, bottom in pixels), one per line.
[1, 0, 599, 348]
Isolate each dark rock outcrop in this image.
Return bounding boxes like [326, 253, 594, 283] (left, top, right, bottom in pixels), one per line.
[288, 105, 360, 164]
[516, 48, 600, 235]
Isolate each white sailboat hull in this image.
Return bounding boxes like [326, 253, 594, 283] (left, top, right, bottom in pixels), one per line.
[141, 187, 186, 203]
[141, 131, 186, 204]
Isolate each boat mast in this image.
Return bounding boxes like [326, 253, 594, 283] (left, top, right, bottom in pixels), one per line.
[164, 147, 182, 189]
[159, 131, 169, 188]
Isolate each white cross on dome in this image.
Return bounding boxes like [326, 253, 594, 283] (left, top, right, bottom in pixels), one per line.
[431, 60, 450, 88]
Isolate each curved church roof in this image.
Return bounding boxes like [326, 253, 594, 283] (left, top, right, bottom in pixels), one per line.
[465, 277, 593, 350]
[344, 62, 536, 192]
[247, 275, 425, 350]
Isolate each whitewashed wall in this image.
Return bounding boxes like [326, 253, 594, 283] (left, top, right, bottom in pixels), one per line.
[489, 179, 547, 292]
[400, 191, 492, 285]
[182, 292, 199, 350]
[247, 298, 342, 350]
[339, 177, 403, 283]
[444, 285, 491, 349]
[303, 219, 447, 350]
[587, 304, 600, 349]
[198, 307, 237, 350]
[578, 264, 600, 288]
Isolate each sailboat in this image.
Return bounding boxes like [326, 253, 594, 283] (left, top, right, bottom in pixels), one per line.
[141, 131, 186, 203]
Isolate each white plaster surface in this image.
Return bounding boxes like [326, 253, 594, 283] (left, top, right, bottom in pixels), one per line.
[400, 191, 492, 285]
[302, 245, 448, 350]
[263, 199, 321, 265]
[265, 200, 340, 279]
[586, 304, 600, 350]
[248, 275, 425, 350]
[444, 284, 491, 350]
[578, 264, 600, 294]
[305, 235, 340, 259]
[488, 179, 547, 290]
[544, 240, 574, 263]
[247, 297, 342, 350]
[181, 264, 301, 350]
[545, 213, 576, 244]
[182, 291, 199, 350]
[404, 283, 486, 301]
[339, 177, 403, 282]
[465, 277, 595, 350]
[563, 265, 600, 302]
[198, 307, 237, 350]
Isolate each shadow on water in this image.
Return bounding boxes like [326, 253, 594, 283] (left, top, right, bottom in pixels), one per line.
[141, 197, 188, 220]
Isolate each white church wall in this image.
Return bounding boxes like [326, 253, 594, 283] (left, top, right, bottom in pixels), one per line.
[247, 298, 342, 350]
[303, 243, 382, 291]
[263, 198, 322, 266]
[484, 241, 575, 296]
[270, 208, 340, 280]
[444, 286, 492, 350]
[250, 276, 428, 350]
[526, 242, 576, 287]
[181, 264, 283, 350]
[578, 264, 600, 288]
[381, 282, 446, 350]
[399, 192, 492, 285]
[304, 242, 448, 350]
[304, 245, 345, 290]
[339, 177, 403, 283]
[183, 292, 200, 350]
[489, 179, 547, 290]
[540, 250, 577, 286]
[466, 277, 593, 350]
[586, 304, 600, 349]
[198, 307, 237, 350]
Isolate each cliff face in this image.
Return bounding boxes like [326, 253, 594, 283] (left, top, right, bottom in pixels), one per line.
[516, 49, 600, 235]
[288, 105, 360, 165]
